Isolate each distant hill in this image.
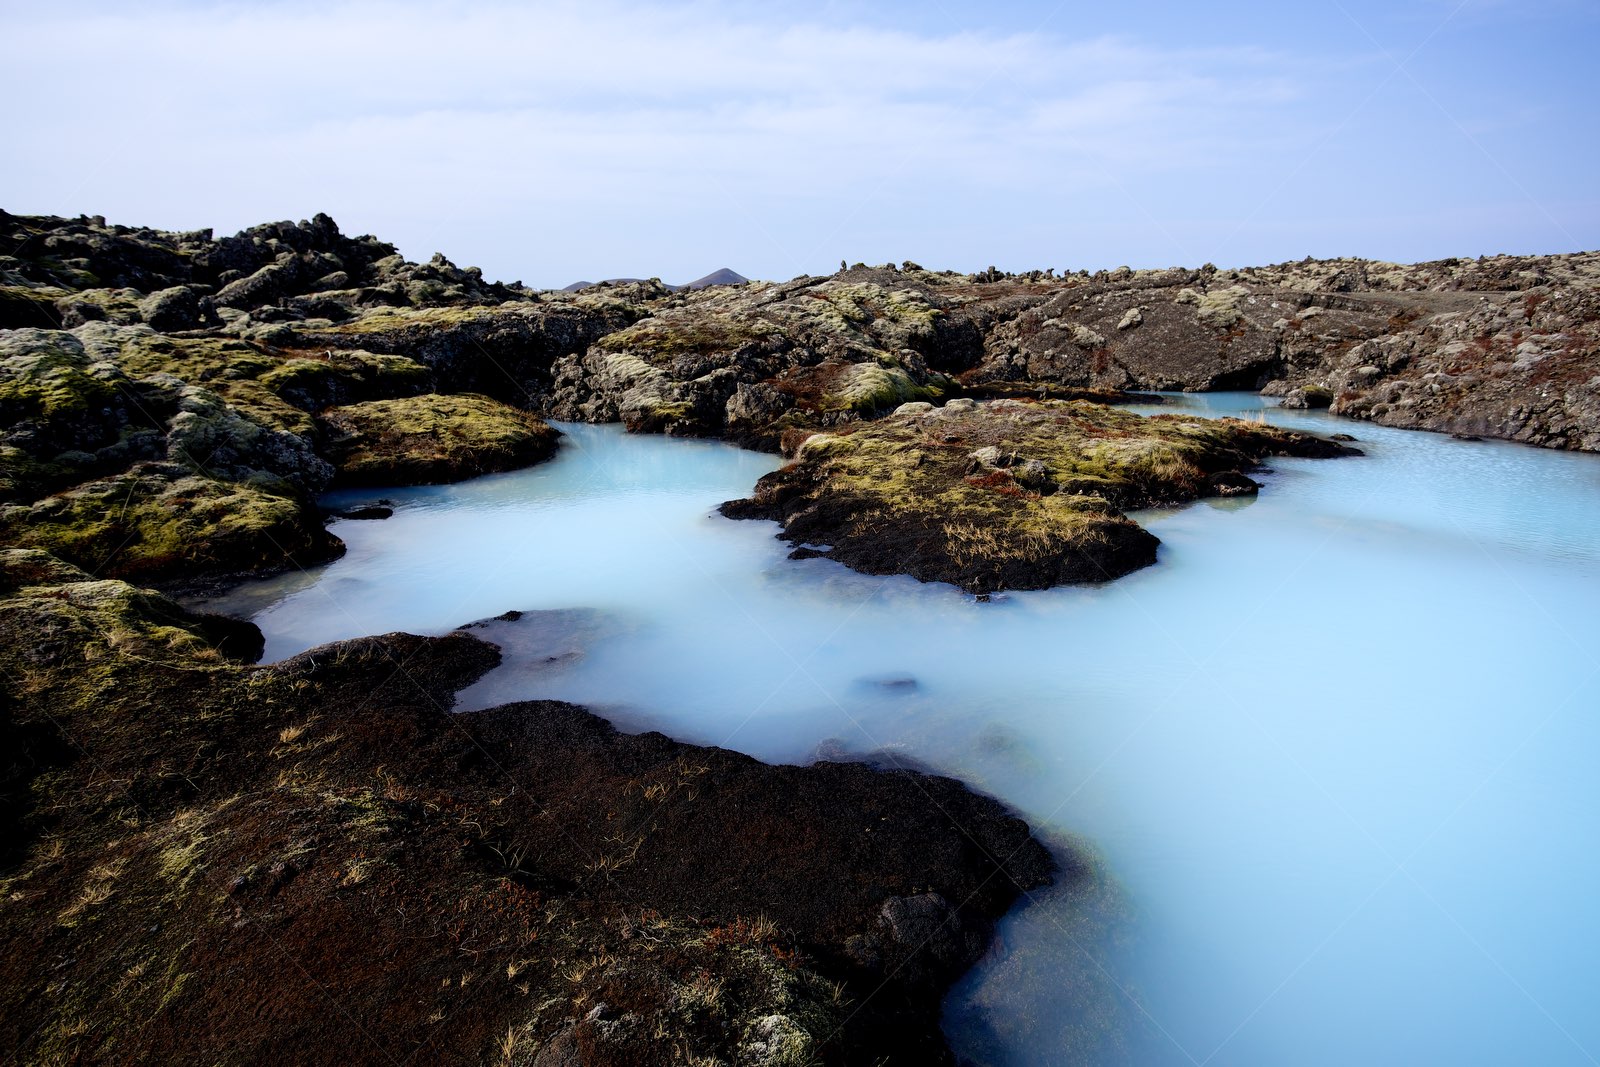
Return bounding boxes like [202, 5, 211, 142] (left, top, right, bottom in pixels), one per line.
[563, 268, 748, 293]
[681, 268, 749, 290]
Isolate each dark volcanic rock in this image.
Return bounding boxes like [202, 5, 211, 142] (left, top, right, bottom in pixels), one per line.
[0, 567, 1054, 1066]
[138, 285, 217, 331]
[722, 397, 1357, 593]
[960, 256, 1600, 451]
[300, 299, 650, 405]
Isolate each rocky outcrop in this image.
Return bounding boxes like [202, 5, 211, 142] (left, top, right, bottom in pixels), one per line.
[0, 210, 654, 583]
[0, 464, 340, 582]
[547, 268, 981, 448]
[300, 297, 648, 404]
[138, 285, 218, 332]
[975, 273, 1285, 391]
[319, 393, 561, 486]
[1312, 288, 1600, 449]
[7, 209, 1595, 1064]
[0, 209, 529, 313]
[539, 255, 1599, 454]
[8, 209, 1595, 455]
[722, 398, 1357, 592]
[0, 559, 1054, 1066]
[958, 254, 1600, 450]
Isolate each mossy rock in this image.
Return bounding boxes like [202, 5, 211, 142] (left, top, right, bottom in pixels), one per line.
[723, 399, 1356, 592]
[0, 285, 65, 329]
[823, 361, 947, 415]
[54, 287, 146, 327]
[257, 350, 430, 411]
[319, 393, 560, 486]
[0, 444, 96, 505]
[0, 558, 262, 660]
[82, 326, 276, 383]
[313, 304, 516, 334]
[596, 314, 781, 362]
[1, 465, 339, 582]
[0, 331, 117, 424]
[0, 547, 90, 592]
[86, 327, 423, 435]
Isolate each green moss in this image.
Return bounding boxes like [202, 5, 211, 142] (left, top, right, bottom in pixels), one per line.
[642, 399, 694, 423]
[0, 355, 117, 424]
[0, 547, 91, 590]
[1194, 285, 1250, 328]
[826, 283, 943, 329]
[107, 332, 276, 382]
[0, 571, 238, 670]
[259, 351, 429, 399]
[784, 283, 945, 355]
[597, 315, 779, 362]
[320, 393, 559, 485]
[55, 287, 144, 325]
[3, 467, 329, 580]
[211, 379, 317, 436]
[822, 362, 945, 415]
[0, 444, 82, 504]
[257, 357, 336, 392]
[753, 399, 1349, 590]
[790, 408, 1138, 574]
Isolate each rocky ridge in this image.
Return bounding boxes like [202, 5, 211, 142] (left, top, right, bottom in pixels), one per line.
[961, 255, 1600, 450]
[4, 208, 1594, 591]
[0, 211, 656, 586]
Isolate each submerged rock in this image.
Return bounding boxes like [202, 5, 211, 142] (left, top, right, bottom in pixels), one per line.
[335, 504, 393, 520]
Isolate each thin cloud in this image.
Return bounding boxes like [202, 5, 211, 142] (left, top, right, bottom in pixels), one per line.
[1, 1, 1592, 283]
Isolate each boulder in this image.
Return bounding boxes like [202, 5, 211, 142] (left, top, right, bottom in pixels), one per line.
[139, 285, 212, 331]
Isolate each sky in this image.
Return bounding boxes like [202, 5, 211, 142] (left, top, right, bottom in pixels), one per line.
[3, 0, 1597, 288]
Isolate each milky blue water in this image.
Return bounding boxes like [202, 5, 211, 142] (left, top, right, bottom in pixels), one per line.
[195, 397, 1600, 1066]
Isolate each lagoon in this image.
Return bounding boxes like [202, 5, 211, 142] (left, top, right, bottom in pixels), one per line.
[195, 397, 1600, 1065]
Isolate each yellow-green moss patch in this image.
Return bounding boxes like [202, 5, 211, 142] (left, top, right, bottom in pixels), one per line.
[725, 399, 1355, 591]
[319, 393, 560, 486]
[1, 466, 336, 581]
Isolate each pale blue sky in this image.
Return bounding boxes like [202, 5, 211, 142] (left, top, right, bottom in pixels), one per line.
[3, 0, 1596, 287]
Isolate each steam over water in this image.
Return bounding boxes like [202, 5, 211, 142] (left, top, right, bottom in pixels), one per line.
[197, 396, 1600, 1066]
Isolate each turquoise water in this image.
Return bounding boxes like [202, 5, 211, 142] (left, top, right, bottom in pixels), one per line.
[197, 398, 1600, 1066]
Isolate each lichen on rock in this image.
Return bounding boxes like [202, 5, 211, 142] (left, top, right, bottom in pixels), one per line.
[0, 464, 339, 581]
[723, 398, 1356, 592]
[319, 393, 561, 486]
